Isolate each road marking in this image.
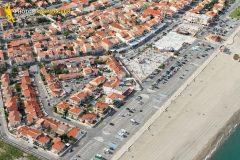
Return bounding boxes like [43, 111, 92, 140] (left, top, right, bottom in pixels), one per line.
[102, 130, 111, 135]
[190, 62, 200, 67]
[157, 93, 168, 98]
[94, 137, 104, 143]
[147, 89, 156, 93]
[151, 105, 160, 109]
[140, 94, 150, 99]
[151, 93, 167, 102]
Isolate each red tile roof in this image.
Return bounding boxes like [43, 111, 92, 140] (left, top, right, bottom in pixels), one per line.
[52, 138, 65, 152]
[18, 125, 42, 139]
[36, 134, 50, 144]
[80, 113, 97, 121]
[107, 92, 125, 100]
[89, 76, 106, 86]
[57, 101, 70, 110]
[68, 106, 81, 115]
[95, 101, 108, 110]
[8, 110, 21, 124]
[103, 77, 120, 88]
[67, 127, 80, 138]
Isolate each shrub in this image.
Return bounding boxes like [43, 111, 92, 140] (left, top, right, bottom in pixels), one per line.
[233, 54, 239, 60]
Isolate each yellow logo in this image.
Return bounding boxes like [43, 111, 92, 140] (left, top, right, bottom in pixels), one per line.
[3, 3, 14, 22]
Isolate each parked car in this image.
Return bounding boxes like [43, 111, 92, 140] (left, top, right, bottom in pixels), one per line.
[129, 110, 134, 113]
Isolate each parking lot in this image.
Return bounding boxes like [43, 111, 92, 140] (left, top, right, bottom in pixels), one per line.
[122, 48, 171, 81]
[209, 17, 239, 38]
[142, 39, 217, 90]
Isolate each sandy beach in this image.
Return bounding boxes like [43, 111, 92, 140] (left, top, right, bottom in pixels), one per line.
[116, 27, 240, 160]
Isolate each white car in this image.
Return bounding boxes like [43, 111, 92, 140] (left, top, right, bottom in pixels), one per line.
[118, 129, 128, 137]
[130, 119, 136, 123]
[121, 129, 127, 134]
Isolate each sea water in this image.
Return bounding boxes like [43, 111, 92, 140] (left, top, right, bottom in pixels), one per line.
[211, 126, 240, 160]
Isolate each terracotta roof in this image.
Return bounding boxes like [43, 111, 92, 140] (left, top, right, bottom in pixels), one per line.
[68, 106, 81, 115]
[49, 83, 61, 91]
[84, 83, 97, 92]
[24, 99, 43, 118]
[5, 96, 18, 111]
[42, 117, 60, 130]
[89, 76, 106, 86]
[67, 127, 80, 138]
[106, 57, 126, 77]
[95, 101, 108, 110]
[103, 77, 120, 88]
[74, 91, 89, 99]
[57, 101, 70, 110]
[50, 91, 62, 96]
[8, 111, 21, 123]
[0, 8, 5, 17]
[107, 92, 125, 100]
[21, 76, 31, 84]
[36, 134, 50, 144]
[52, 138, 65, 152]
[58, 73, 82, 80]
[110, 23, 124, 30]
[82, 67, 93, 75]
[1, 73, 10, 86]
[69, 96, 81, 103]
[40, 67, 48, 75]
[143, 8, 161, 17]
[80, 113, 97, 121]
[26, 114, 34, 124]
[18, 125, 42, 139]
[22, 89, 36, 98]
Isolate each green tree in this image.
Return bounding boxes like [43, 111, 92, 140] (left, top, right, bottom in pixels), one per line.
[159, 64, 165, 69]
[53, 106, 57, 113]
[15, 83, 21, 93]
[60, 134, 69, 143]
[141, 3, 150, 10]
[69, 136, 77, 143]
[233, 54, 239, 60]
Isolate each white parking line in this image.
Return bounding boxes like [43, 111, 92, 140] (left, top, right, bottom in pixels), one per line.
[190, 62, 200, 67]
[151, 105, 160, 109]
[94, 137, 104, 143]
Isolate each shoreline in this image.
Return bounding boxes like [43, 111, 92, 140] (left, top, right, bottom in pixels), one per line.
[200, 25, 240, 160]
[198, 110, 240, 160]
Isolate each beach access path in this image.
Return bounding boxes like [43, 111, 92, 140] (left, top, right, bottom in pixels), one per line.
[117, 27, 240, 160]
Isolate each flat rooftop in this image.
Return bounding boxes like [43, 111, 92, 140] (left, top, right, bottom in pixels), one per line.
[154, 31, 196, 51]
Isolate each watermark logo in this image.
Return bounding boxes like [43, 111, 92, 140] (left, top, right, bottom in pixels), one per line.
[2, 3, 15, 22]
[0, 3, 70, 23]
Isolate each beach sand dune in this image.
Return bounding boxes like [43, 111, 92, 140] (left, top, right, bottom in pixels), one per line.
[119, 31, 240, 160]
